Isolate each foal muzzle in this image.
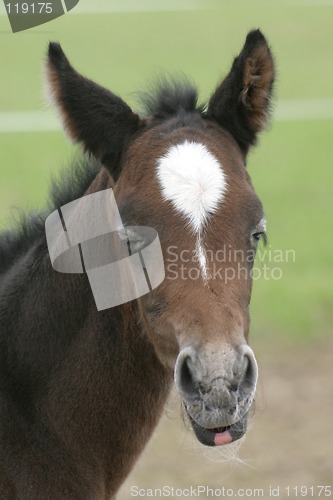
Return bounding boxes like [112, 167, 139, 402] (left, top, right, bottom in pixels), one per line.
[174, 344, 258, 446]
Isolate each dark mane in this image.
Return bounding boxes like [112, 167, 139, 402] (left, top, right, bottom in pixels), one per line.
[139, 77, 203, 120]
[0, 156, 99, 275]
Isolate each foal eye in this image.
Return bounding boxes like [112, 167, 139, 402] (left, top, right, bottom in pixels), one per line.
[118, 228, 146, 252]
[252, 232, 266, 243]
[251, 218, 267, 246]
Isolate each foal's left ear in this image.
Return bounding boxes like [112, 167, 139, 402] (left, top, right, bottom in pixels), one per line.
[45, 43, 143, 181]
[207, 30, 275, 155]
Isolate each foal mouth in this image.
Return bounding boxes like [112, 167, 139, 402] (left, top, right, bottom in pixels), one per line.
[186, 411, 248, 447]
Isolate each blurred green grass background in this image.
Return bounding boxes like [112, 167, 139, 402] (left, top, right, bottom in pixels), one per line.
[0, 0, 332, 342]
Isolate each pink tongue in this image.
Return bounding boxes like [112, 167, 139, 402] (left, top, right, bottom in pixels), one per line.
[214, 430, 233, 446]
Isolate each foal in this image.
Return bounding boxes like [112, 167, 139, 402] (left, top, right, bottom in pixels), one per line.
[0, 30, 274, 499]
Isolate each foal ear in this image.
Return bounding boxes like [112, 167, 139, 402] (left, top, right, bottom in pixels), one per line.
[207, 30, 275, 154]
[45, 42, 142, 181]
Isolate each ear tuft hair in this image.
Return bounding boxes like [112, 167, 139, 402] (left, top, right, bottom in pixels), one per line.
[240, 31, 274, 131]
[207, 29, 275, 154]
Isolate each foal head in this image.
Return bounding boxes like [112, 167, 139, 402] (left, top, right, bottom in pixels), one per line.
[46, 30, 274, 447]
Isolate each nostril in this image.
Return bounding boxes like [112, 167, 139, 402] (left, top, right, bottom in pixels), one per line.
[175, 347, 201, 399]
[179, 357, 197, 395]
[234, 345, 258, 395]
[240, 348, 258, 393]
[242, 354, 254, 388]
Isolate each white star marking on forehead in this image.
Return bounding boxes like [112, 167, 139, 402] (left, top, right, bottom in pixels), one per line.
[156, 141, 227, 234]
[156, 141, 227, 281]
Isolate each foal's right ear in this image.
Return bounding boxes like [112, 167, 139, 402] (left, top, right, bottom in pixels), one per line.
[45, 43, 143, 181]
